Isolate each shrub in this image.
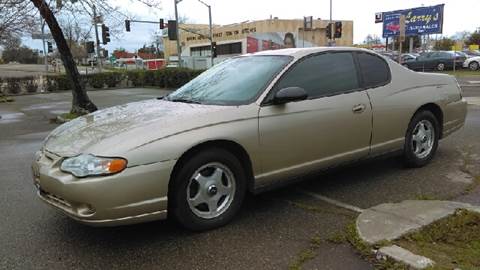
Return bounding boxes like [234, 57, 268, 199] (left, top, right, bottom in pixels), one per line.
[126, 70, 144, 87]
[6, 78, 21, 94]
[143, 71, 156, 86]
[45, 75, 72, 91]
[104, 72, 124, 88]
[88, 73, 105, 89]
[23, 77, 39, 93]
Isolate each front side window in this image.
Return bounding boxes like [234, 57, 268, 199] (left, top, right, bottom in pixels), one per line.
[273, 52, 359, 98]
[167, 55, 292, 105]
[356, 52, 391, 88]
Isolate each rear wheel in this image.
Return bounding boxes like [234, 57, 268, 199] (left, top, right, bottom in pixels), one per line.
[469, 61, 479, 71]
[170, 148, 246, 231]
[403, 110, 440, 168]
[436, 62, 445, 71]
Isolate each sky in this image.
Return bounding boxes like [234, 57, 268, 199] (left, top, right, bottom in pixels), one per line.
[25, 0, 480, 52]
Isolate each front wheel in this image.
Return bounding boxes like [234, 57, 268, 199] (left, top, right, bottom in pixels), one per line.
[403, 111, 440, 168]
[469, 61, 479, 71]
[169, 148, 247, 231]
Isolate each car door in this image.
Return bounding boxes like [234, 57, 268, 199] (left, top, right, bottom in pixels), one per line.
[409, 53, 430, 70]
[354, 51, 398, 156]
[256, 51, 373, 186]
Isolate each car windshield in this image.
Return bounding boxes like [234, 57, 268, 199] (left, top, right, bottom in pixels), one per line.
[165, 55, 292, 105]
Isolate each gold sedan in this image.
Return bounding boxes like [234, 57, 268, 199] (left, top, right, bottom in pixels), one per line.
[32, 47, 467, 230]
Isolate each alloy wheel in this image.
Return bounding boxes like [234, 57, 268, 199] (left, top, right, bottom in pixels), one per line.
[411, 120, 435, 159]
[186, 162, 236, 219]
[469, 61, 479, 71]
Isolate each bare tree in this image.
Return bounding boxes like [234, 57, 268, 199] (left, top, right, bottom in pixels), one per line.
[30, 0, 161, 114]
[0, 1, 36, 45]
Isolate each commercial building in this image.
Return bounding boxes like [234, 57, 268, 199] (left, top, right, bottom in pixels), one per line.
[163, 18, 353, 69]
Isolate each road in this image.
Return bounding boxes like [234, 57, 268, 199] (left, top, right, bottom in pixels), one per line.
[0, 64, 103, 78]
[1, 84, 480, 270]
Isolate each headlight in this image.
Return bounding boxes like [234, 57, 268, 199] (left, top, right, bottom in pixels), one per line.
[60, 154, 127, 178]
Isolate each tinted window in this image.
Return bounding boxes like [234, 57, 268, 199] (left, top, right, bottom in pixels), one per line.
[356, 52, 390, 88]
[274, 52, 359, 98]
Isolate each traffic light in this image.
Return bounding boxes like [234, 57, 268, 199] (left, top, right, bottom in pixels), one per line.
[47, 42, 53, 53]
[167, 20, 177, 40]
[103, 49, 108, 58]
[101, 24, 110, 44]
[211, 42, 217, 58]
[326, 23, 333, 39]
[334, 21, 342, 39]
[86, 41, 95, 53]
[160, 19, 164, 29]
[125, 20, 131, 32]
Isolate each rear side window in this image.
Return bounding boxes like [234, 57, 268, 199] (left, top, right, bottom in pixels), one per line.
[356, 52, 390, 89]
[274, 52, 359, 98]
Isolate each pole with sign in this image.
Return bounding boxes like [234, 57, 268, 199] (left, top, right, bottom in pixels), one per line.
[398, 15, 405, 64]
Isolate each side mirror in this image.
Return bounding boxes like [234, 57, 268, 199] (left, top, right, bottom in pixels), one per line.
[273, 87, 308, 105]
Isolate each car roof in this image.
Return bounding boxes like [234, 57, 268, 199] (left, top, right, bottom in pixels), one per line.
[252, 47, 374, 59]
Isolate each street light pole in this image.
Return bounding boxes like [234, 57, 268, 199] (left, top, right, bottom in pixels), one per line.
[198, 0, 213, 67]
[93, 4, 102, 72]
[174, 0, 182, 67]
[40, 18, 48, 73]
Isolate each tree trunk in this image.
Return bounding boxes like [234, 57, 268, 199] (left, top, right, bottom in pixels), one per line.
[30, 0, 97, 114]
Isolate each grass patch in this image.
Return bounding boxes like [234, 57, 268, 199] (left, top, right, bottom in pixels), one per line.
[60, 112, 81, 121]
[435, 70, 480, 77]
[0, 96, 15, 103]
[343, 222, 410, 270]
[289, 249, 316, 270]
[395, 209, 480, 270]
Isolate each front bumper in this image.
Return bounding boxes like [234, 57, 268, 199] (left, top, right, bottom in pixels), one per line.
[32, 150, 176, 226]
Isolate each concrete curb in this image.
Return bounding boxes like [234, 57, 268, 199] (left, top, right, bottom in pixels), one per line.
[377, 245, 434, 269]
[356, 200, 480, 269]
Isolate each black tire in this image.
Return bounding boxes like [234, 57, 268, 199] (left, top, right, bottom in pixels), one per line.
[169, 148, 247, 231]
[403, 110, 440, 168]
[469, 61, 479, 71]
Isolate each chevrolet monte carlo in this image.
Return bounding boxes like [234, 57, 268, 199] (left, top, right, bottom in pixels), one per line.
[32, 47, 467, 231]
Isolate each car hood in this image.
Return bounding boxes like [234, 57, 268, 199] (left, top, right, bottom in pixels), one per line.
[43, 99, 235, 157]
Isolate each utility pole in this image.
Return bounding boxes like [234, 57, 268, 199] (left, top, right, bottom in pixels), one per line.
[174, 0, 182, 67]
[40, 18, 48, 73]
[329, 0, 332, 46]
[198, 0, 214, 67]
[93, 4, 102, 72]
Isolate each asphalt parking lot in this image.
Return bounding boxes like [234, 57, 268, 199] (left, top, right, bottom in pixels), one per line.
[1, 84, 480, 270]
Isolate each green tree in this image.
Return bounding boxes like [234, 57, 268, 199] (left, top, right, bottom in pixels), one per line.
[434, 37, 455, 51]
[466, 31, 480, 46]
[1, 36, 39, 64]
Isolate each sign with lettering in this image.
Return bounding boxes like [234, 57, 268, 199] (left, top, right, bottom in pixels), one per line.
[382, 4, 444, 38]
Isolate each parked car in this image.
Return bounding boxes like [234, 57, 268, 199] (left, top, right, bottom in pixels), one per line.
[463, 50, 480, 57]
[463, 56, 480, 71]
[33, 47, 467, 231]
[400, 53, 419, 63]
[403, 51, 466, 71]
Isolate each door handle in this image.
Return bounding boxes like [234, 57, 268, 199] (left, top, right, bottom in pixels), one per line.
[352, 104, 366, 113]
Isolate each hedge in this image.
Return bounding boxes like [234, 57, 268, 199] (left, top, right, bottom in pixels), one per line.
[1, 68, 204, 95]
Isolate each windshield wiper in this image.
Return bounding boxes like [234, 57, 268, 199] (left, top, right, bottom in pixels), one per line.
[167, 97, 202, 104]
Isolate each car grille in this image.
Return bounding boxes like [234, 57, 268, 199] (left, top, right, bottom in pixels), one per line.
[39, 187, 73, 211]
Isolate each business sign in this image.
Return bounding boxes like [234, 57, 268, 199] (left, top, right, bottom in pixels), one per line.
[382, 4, 444, 38]
[375, 12, 383, 23]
